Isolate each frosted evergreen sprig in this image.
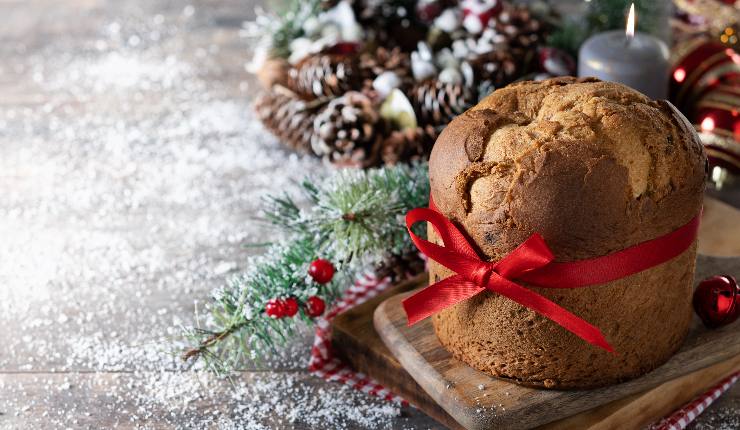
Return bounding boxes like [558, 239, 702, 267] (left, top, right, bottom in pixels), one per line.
[183, 237, 345, 374]
[244, 0, 322, 60]
[182, 163, 430, 372]
[266, 166, 430, 270]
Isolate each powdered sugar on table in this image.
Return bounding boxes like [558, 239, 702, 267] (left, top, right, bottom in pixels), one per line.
[0, 1, 433, 428]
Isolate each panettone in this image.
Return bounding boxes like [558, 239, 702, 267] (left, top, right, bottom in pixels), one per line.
[427, 77, 706, 389]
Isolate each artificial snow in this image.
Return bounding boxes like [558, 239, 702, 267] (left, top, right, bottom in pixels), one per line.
[0, 2, 415, 428]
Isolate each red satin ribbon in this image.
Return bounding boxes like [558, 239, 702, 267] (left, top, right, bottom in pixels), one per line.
[403, 200, 701, 353]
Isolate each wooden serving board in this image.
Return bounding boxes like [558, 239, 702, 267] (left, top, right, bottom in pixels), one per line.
[373, 255, 740, 430]
[331, 197, 740, 429]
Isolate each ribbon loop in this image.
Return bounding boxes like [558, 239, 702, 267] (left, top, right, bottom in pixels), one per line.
[495, 233, 554, 279]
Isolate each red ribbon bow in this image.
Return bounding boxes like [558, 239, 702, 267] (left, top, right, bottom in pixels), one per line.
[403, 200, 702, 353]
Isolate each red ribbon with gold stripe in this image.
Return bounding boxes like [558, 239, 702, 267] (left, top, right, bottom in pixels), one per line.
[402, 199, 701, 352]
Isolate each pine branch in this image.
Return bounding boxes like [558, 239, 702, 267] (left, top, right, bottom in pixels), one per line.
[269, 0, 322, 59]
[262, 193, 304, 233]
[183, 237, 343, 371]
[265, 163, 430, 270]
[182, 163, 430, 372]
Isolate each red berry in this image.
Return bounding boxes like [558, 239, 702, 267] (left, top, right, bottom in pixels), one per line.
[305, 296, 326, 317]
[265, 299, 284, 318]
[282, 297, 299, 317]
[308, 259, 335, 284]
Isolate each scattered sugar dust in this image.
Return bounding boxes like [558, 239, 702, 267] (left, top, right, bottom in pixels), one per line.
[0, 1, 428, 428]
[689, 405, 740, 430]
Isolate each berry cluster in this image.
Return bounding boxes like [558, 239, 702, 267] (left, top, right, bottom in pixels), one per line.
[263, 258, 334, 319]
[265, 296, 326, 318]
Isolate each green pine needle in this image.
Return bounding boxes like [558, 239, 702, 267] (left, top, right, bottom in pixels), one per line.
[182, 163, 430, 372]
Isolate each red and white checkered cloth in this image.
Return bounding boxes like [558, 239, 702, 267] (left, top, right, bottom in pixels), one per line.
[310, 271, 739, 426]
[650, 370, 740, 430]
[308, 271, 408, 406]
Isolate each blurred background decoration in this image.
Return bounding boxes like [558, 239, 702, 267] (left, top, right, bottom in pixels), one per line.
[246, 0, 740, 189]
[247, 0, 561, 168]
[672, 0, 740, 191]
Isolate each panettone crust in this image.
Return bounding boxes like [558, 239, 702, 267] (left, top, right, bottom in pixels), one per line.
[428, 77, 706, 389]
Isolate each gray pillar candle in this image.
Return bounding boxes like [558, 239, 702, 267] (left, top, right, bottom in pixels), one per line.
[578, 31, 670, 100]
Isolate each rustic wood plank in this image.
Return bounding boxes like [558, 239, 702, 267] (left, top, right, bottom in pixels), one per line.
[539, 355, 740, 430]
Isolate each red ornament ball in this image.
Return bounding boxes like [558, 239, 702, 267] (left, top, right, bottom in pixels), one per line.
[693, 275, 739, 328]
[282, 297, 299, 317]
[305, 296, 326, 318]
[265, 299, 284, 318]
[308, 259, 335, 284]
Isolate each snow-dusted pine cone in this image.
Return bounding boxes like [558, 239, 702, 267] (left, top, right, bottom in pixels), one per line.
[254, 91, 317, 153]
[468, 49, 518, 89]
[312, 91, 381, 167]
[492, 6, 546, 51]
[288, 54, 361, 100]
[379, 125, 439, 165]
[409, 79, 476, 127]
[359, 47, 412, 82]
[375, 248, 426, 282]
[351, 0, 427, 51]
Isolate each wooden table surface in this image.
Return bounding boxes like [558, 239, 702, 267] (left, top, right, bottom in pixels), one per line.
[0, 1, 737, 429]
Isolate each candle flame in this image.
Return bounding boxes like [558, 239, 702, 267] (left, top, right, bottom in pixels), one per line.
[673, 68, 686, 83]
[626, 3, 636, 38]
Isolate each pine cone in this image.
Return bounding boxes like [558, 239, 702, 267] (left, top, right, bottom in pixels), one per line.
[375, 250, 426, 282]
[359, 47, 411, 81]
[468, 49, 519, 89]
[359, 47, 414, 93]
[492, 6, 546, 51]
[288, 54, 361, 100]
[409, 80, 476, 127]
[312, 91, 381, 167]
[350, 0, 427, 51]
[380, 125, 439, 165]
[254, 91, 318, 153]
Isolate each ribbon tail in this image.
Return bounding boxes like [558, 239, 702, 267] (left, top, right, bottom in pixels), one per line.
[402, 275, 483, 326]
[488, 274, 615, 353]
